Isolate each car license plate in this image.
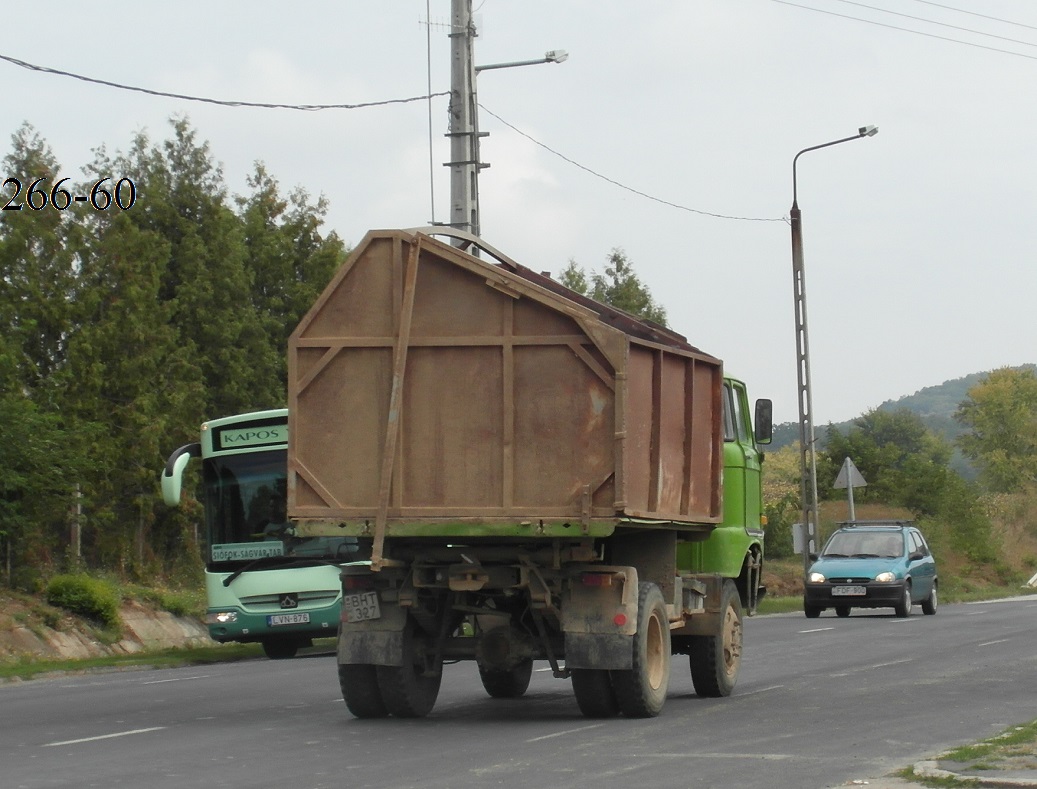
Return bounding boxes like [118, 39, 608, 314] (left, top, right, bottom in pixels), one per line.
[343, 591, 381, 622]
[268, 612, 310, 626]
[832, 585, 866, 596]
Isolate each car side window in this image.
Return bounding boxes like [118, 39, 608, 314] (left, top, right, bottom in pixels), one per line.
[910, 531, 928, 557]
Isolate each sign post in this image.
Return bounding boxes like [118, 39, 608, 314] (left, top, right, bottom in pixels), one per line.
[833, 457, 867, 522]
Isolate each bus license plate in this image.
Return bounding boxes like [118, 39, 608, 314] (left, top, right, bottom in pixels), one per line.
[832, 585, 866, 596]
[343, 591, 381, 622]
[268, 612, 310, 626]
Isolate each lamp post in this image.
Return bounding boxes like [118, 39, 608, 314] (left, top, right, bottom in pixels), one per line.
[791, 125, 878, 577]
[446, 0, 566, 240]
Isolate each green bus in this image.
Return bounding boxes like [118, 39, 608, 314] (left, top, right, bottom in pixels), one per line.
[161, 409, 360, 658]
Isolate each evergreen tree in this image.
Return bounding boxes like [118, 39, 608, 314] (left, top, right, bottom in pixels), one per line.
[0, 123, 78, 397]
[237, 162, 345, 398]
[560, 249, 667, 326]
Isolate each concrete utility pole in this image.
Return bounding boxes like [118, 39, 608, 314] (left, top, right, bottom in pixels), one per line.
[446, 0, 482, 238]
[790, 125, 878, 577]
[445, 0, 567, 242]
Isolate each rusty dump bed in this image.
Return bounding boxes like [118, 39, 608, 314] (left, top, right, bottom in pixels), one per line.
[287, 228, 723, 539]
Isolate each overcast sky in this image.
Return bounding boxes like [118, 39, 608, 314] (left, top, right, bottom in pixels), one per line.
[3, 1, 1034, 424]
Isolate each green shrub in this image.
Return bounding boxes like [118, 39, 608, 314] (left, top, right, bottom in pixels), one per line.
[45, 574, 121, 628]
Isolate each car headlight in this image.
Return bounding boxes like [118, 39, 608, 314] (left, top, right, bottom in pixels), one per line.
[807, 572, 826, 583]
[874, 571, 896, 583]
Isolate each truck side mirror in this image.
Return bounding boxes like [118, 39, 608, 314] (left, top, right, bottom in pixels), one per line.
[754, 399, 773, 444]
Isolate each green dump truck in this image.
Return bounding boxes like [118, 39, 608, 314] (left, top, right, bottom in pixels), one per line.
[287, 228, 771, 718]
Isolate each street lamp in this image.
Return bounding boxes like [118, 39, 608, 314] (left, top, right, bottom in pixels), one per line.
[791, 125, 878, 578]
[445, 0, 567, 243]
[475, 50, 569, 72]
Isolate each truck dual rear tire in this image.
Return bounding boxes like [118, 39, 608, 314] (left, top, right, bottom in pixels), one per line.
[689, 579, 742, 697]
[374, 618, 443, 718]
[571, 669, 620, 718]
[610, 582, 671, 718]
[339, 663, 388, 718]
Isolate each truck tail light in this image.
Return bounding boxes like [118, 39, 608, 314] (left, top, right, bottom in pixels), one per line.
[343, 576, 374, 591]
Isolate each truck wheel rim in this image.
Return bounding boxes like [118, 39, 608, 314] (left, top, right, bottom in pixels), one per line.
[646, 609, 665, 690]
[722, 603, 743, 678]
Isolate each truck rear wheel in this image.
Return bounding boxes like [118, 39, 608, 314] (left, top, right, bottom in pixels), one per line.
[479, 658, 533, 699]
[571, 669, 619, 718]
[610, 582, 670, 718]
[689, 579, 742, 697]
[339, 663, 388, 718]
[375, 618, 442, 718]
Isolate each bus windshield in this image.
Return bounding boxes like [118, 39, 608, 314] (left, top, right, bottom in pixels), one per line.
[202, 450, 357, 566]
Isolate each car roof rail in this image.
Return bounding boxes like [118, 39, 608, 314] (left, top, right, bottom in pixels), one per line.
[836, 519, 914, 529]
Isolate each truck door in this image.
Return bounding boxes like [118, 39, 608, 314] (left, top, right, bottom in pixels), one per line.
[722, 380, 764, 533]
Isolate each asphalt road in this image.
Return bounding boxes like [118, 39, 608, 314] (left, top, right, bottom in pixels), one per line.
[3, 596, 1035, 789]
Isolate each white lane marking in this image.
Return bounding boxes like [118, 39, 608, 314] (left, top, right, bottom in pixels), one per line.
[733, 684, 785, 697]
[43, 726, 166, 747]
[830, 658, 913, 677]
[143, 675, 209, 685]
[526, 724, 605, 742]
[979, 638, 1010, 647]
[799, 627, 835, 633]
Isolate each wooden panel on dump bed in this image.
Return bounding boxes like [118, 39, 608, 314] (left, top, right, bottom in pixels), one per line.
[287, 229, 723, 531]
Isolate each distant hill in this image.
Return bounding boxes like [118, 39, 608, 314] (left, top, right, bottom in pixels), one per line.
[770, 364, 1036, 479]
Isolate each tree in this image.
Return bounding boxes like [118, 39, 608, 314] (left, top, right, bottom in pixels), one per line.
[0, 123, 79, 397]
[956, 367, 1037, 493]
[761, 443, 802, 558]
[560, 248, 667, 326]
[236, 162, 345, 396]
[821, 409, 952, 514]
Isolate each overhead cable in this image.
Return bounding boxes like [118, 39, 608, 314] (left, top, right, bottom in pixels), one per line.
[0, 53, 448, 111]
[479, 105, 785, 223]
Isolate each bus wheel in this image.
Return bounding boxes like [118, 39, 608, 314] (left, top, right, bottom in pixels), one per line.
[571, 669, 619, 718]
[339, 663, 388, 718]
[262, 639, 300, 660]
[610, 582, 670, 718]
[689, 579, 743, 697]
[376, 618, 442, 718]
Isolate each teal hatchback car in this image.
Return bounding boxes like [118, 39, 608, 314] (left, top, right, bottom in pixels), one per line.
[803, 520, 938, 618]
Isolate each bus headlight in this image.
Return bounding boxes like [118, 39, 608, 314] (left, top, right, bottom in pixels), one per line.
[205, 611, 238, 624]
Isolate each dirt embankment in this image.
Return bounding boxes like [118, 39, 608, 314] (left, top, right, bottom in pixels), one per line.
[0, 593, 210, 663]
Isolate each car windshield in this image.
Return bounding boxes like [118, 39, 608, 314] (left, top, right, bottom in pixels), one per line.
[823, 531, 903, 558]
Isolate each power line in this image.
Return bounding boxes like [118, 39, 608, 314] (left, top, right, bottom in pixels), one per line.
[479, 104, 785, 223]
[830, 0, 1037, 49]
[772, 0, 1037, 61]
[0, 52, 448, 111]
[908, 0, 1037, 33]
[2, 48, 786, 223]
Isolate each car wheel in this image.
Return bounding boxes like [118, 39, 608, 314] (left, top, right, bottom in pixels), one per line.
[835, 606, 850, 618]
[922, 584, 938, 615]
[894, 583, 912, 618]
[804, 605, 821, 619]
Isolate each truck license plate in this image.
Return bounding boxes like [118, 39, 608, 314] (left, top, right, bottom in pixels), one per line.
[832, 585, 866, 596]
[343, 591, 381, 622]
[268, 612, 310, 626]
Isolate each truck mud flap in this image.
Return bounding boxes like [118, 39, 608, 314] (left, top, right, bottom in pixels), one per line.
[338, 602, 406, 667]
[564, 632, 633, 671]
